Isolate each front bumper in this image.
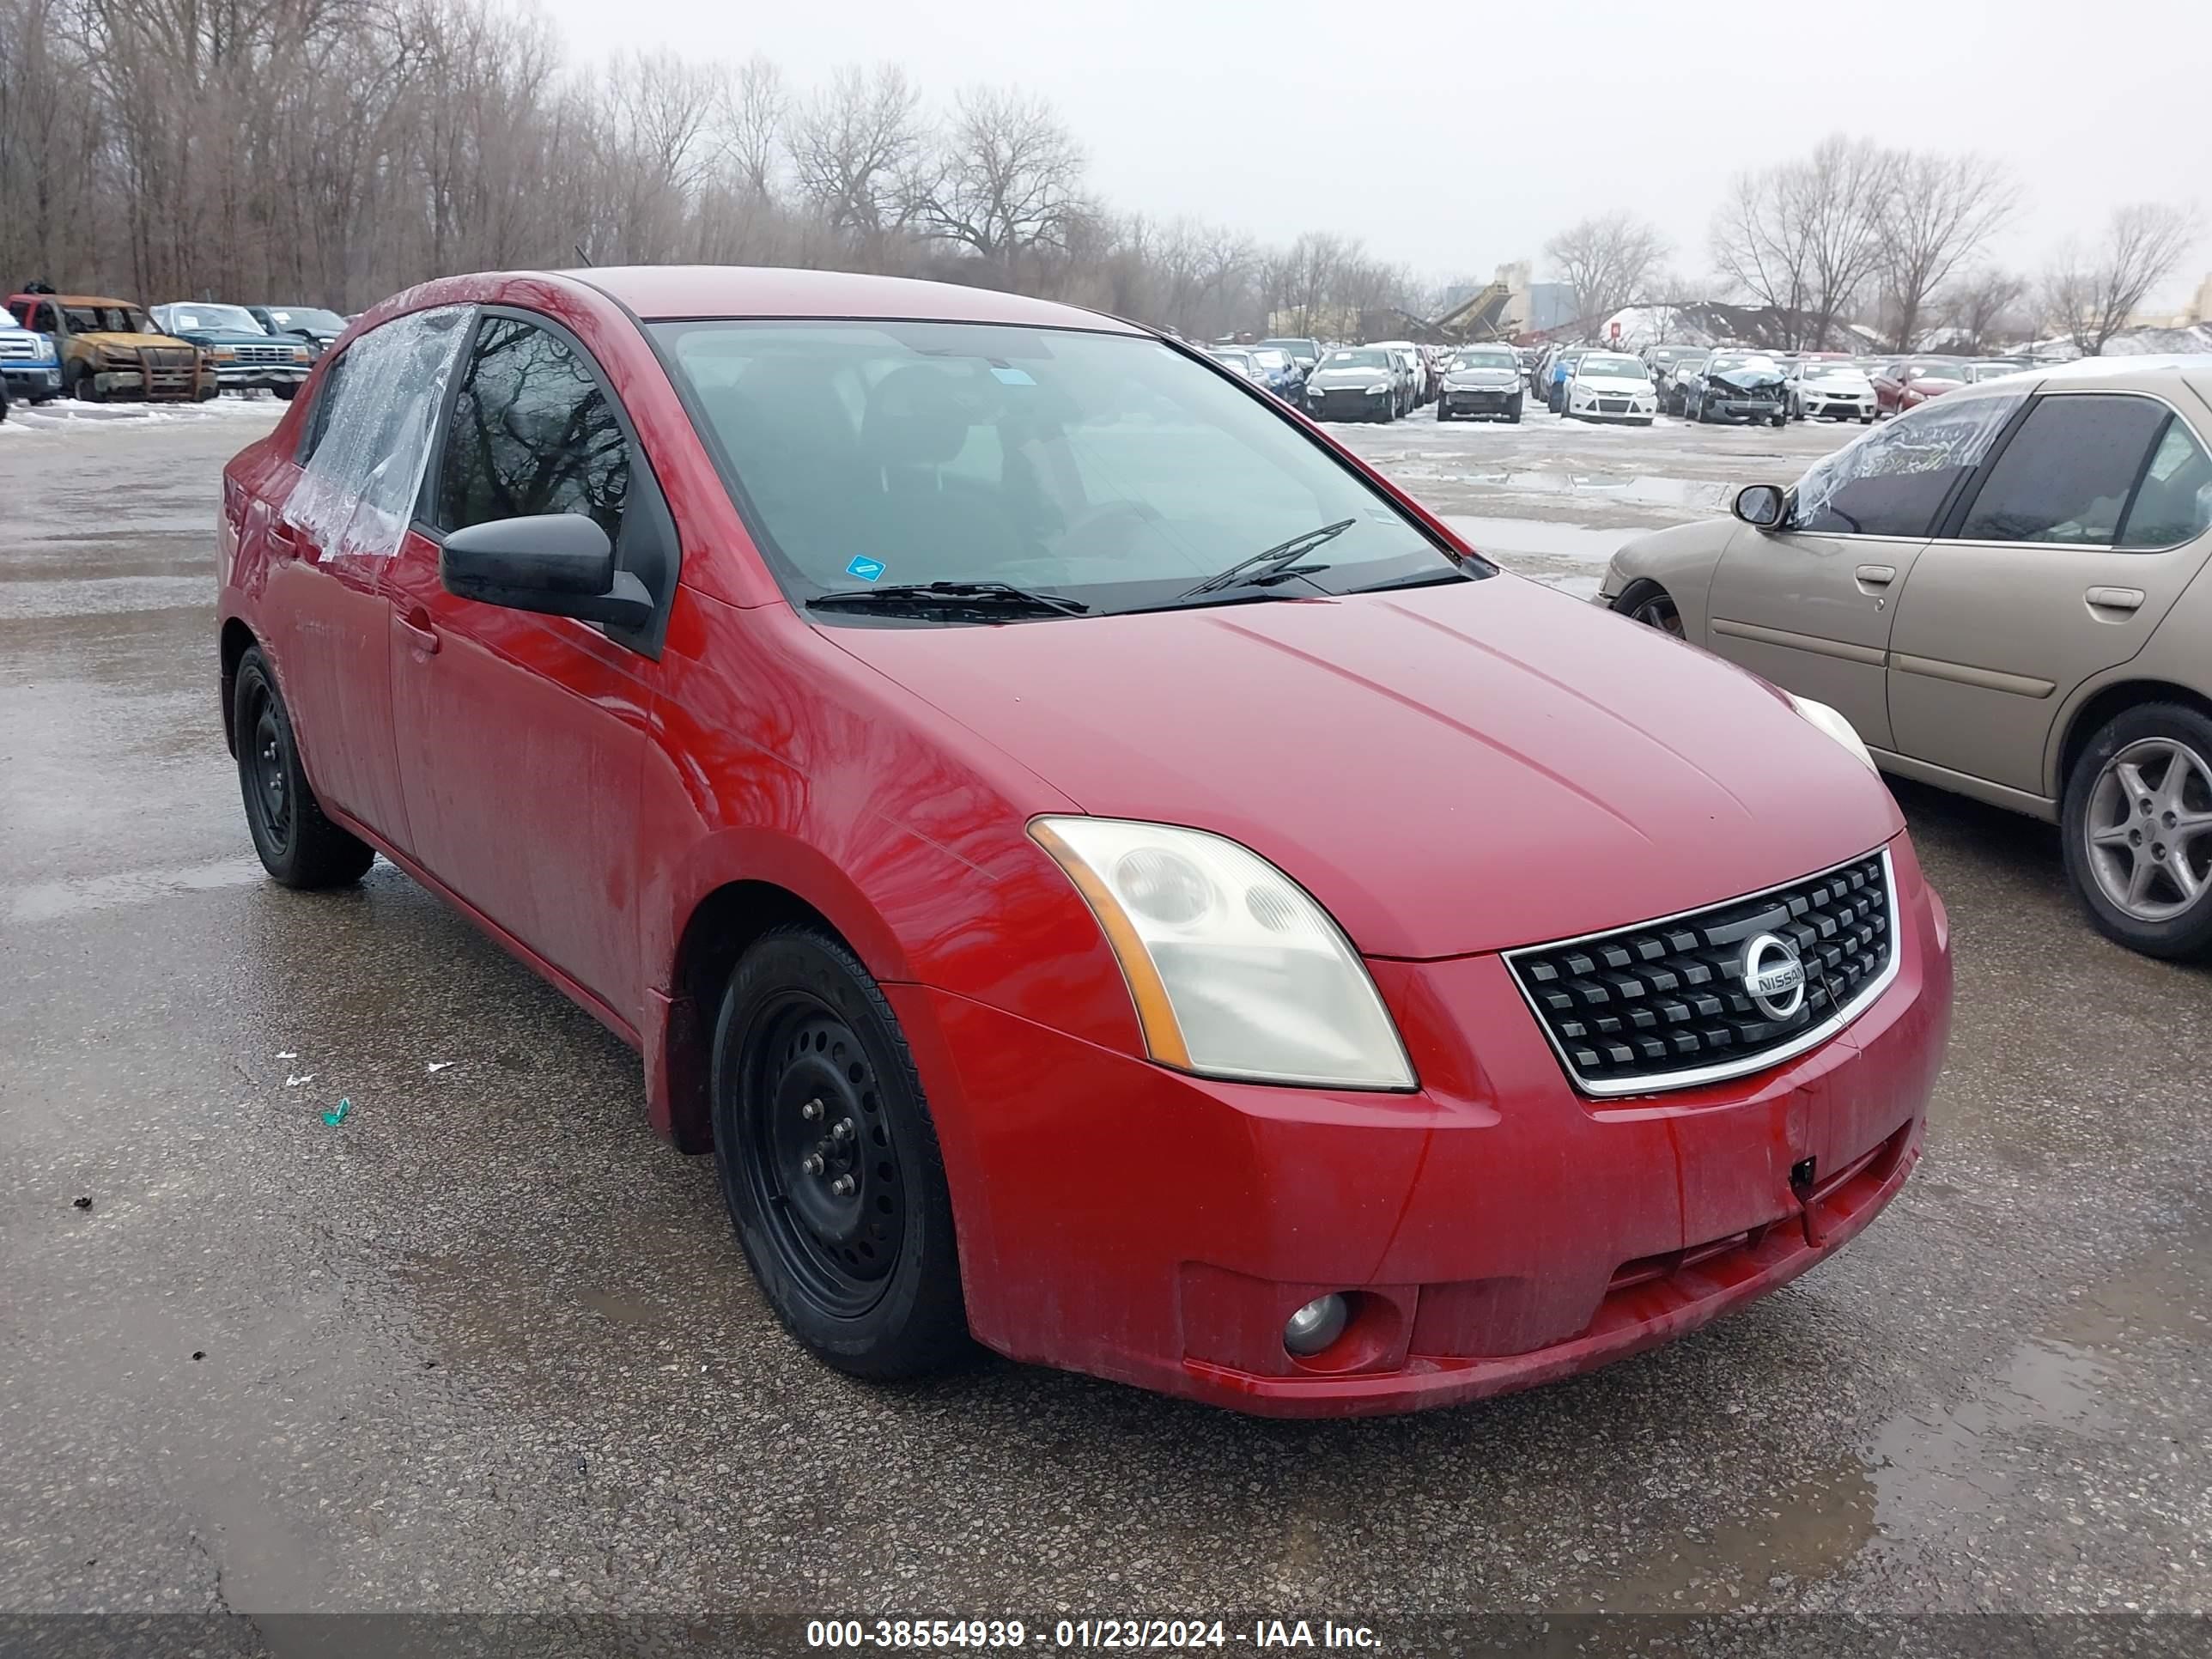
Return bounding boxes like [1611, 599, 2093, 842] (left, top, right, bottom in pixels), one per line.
[1704, 397, 1783, 421]
[211, 362, 311, 390]
[1804, 396, 1872, 419]
[1305, 388, 1393, 420]
[1570, 395, 1656, 422]
[896, 835, 1952, 1416]
[1441, 385, 1520, 414]
[0, 363, 63, 396]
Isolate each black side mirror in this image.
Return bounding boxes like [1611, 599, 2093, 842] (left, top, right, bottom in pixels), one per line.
[441, 514, 653, 629]
[1733, 484, 1789, 530]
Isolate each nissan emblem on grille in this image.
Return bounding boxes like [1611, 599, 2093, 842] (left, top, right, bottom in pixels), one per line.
[1741, 933, 1807, 1020]
[1503, 849, 1897, 1095]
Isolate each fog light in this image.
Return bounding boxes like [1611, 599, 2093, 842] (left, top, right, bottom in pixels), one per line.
[1283, 1293, 1349, 1357]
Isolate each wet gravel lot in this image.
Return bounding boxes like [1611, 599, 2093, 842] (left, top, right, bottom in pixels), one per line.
[3, 399, 2208, 1650]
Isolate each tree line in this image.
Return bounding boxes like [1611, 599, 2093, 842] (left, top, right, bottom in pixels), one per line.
[0, 0, 1431, 337]
[1546, 137, 2197, 356]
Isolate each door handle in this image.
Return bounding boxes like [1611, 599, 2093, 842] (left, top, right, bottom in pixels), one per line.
[1854, 564, 1896, 586]
[2086, 586, 2145, 614]
[396, 610, 441, 656]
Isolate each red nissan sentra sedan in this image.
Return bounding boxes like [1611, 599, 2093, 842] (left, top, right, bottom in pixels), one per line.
[216, 267, 1953, 1415]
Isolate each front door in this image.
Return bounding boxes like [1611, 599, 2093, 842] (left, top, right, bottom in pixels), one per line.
[384, 310, 660, 1021]
[1888, 392, 2212, 794]
[1704, 393, 2020, 750]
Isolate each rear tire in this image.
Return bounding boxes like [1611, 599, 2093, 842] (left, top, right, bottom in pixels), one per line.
[710, 926, 971, 1379]
[2060, 702, 2212, 960]
[232, 647, 377, 888]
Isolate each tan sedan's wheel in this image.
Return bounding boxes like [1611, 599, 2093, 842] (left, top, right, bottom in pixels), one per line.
[1611, 580, 1685, 639]
[2063, 705, 2212, 958]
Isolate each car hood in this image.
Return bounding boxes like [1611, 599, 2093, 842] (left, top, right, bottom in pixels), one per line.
[1309, 367, 1389, 385]
[1577, 374, 1649, 392]
[1802, 375, 1874, 393]
[1710, 366, 1784, 391]
[174, 329, 277, 347]
[1447, 369, 1518, 384]
[81, 331, 193, 351]
[823, 576, 1902, 958]
[1906, 377, 1962, 394]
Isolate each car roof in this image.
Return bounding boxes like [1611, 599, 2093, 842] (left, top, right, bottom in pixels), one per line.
[11, 293, 137, 308]
[564, 264, 1145, 333]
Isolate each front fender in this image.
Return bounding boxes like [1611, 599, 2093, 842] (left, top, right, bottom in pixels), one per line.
[1600, 520, 1741, 644]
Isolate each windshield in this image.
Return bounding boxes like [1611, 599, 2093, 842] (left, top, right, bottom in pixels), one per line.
[267, 307, 345, 331]
[1260, 339, 1318, 364]
[1804, 363, 1863, 381]
[1577, 354, 1644, 377]
[1323, 349, 1390, 369]
[654, 319, 1475, 623]
[1911, 362, 1966, 382]
[161, 303, 264, 334]
[64, 304, 153, 334]
[1209, 349, 1253, 368]
[1711, 353, 1779, 374]
[1449, 349, 1516, 370]
[1249, 349, 1289, 369]
[1966, 361, 2024, 381]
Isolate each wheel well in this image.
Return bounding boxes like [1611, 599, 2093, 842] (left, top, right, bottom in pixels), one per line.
[2057, 681, 2212, 799]
[219, 619, 257, 756]
[663, 880, 847, 1152]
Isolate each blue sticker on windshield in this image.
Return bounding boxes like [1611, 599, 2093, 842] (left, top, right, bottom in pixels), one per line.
[990, 366, 1036, 386]
[846, 556, 886, 582]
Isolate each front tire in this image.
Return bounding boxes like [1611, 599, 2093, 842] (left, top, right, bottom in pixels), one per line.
[270, 382, 298, 402]
[71, 363, 101, 403]
[1506, 396, 1522, 423]
[2061, 703, 2212, 959]
[711, 927, 970, 1378]
[1612, 580, 1686, 638]
[232, 647, 376, 888]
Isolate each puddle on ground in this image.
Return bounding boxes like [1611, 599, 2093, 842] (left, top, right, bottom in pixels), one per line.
[1443, 516, 1638, 564]
[3, 855, 268, 923]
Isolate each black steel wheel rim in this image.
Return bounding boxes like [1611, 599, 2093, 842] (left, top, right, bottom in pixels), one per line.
[244, 684, 292, 851]
[742, 994, 906, 1317]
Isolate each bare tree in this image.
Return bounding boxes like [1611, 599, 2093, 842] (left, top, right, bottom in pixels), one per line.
[907, 87, 1085, 287]
[1942, 268, 2028, 355]
[2042, 203, 2201, 355]
[1713, 136, 1893, 349]
[787, 64, 922, 253]
[1544, 211, 1668, 331]
[721, 54, 785, 199]
[1879, 151, 2017, 349]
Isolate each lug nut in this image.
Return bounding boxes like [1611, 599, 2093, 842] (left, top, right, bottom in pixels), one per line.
[830, 1175, 855, 1197]
[800, 1098, 822, 1121]
[831, 1118, 854, 1141]
[801, 1153, 824, 1176]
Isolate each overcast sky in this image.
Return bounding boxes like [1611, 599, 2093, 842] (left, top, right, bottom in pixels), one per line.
[546, 0, 2208, 306]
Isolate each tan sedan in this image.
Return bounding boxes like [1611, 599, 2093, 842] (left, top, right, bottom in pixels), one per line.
[1601, 357, 2212, 959]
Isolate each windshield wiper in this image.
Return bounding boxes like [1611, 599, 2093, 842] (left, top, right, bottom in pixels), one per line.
[806, 580, 1091, 618]
[1345, 564, 1478, 594]
[1177, 518, 1359, 599]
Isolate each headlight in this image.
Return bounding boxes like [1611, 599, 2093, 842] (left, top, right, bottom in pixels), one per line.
[1031, 817, 1416, 1091]
[1788, 694, 1878, 773]
[290, 346, 310, 363]
[212, 347, 237, 361]
[1365, 381, 1391, 395]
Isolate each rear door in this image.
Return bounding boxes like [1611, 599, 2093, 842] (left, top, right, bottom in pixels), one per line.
[258, 306, 474, 850]
[1887, 391, 2212, 793]
[1704, 392, 2021, 750]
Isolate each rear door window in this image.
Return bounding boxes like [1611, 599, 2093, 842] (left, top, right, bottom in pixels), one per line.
[1956, 393, 2173, 546]
[287, 306, 472, 557]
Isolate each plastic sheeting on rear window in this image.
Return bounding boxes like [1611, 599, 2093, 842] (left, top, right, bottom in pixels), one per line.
[288, 305, 471, 560]
[1792, 388, 2021, 538]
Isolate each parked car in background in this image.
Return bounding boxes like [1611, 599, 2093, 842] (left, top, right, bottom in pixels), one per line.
[1562, 351, 1658, 425]
[1257, 337, 1324, 376]
[1787, 359, 1878, 423]
[4, 291, 215, 403]
[1602, 358, 2212, 958]
[1965, 358, 2032, 386]
[1302, 345, 1400, 422]
[247, 304, 347, 357]
[1545, 347, 1591, 413]
[1204, 345, 1267, 386]
[151, 303, 313, 399]
[1434, 343, 1524, 422]
[1872, 357, 1966, 416]
[0, 307, 64, 406]
[1642, 343, 1705, 386]
[1686, 349, 1788, 426]
[1371, 341, 1425, 412]
[1658, 349, 1711, 416]
[216, 264, 1950, 1414]
[1244, 345, 1306, 403]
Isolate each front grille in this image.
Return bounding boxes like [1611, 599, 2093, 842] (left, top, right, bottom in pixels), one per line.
[1505, 849, 1896, 1095]
[0, 336, 38, 361]
[235, 344, 289, 364]
[1599, 398, 1630, 413]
